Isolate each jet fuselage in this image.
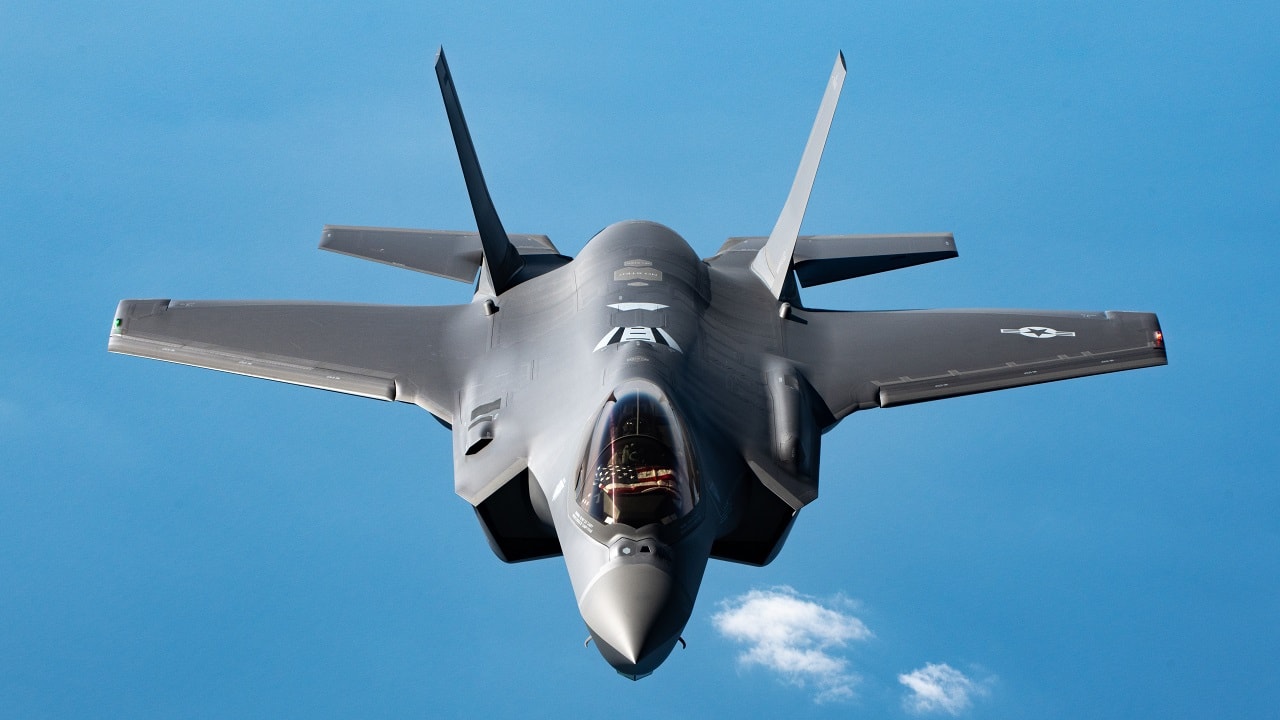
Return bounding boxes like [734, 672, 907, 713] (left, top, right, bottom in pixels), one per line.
[460, 220, 790, 677]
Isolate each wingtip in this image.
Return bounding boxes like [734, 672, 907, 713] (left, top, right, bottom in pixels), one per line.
[837, 50, 846, 70]
[434, 46, 447, 69]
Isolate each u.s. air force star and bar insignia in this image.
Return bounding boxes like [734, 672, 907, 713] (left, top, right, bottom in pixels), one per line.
[1001, 326, 1077, 339]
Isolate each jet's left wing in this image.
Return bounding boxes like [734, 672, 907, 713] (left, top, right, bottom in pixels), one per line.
[789, 308, 1165, 423]
[109, 299, 481, 423]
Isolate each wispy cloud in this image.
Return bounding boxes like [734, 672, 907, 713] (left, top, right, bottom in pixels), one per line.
[898, 663, 991, 715]
[712, 586, 871, 703]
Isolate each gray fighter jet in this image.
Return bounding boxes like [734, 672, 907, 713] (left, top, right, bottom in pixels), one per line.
[108, 50, 1166, 679]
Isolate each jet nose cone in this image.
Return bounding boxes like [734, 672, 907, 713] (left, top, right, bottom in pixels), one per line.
[580, 562, 691, 679]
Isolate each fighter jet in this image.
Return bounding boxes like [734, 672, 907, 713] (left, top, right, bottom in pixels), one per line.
[108, 50, 1166, 679]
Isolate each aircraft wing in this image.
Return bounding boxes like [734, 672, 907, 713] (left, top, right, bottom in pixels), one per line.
[108, 299, 479, 422]
[790, 308, 1166, 422]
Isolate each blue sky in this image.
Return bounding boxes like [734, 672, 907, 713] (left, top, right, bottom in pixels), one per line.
[2, 2, 1277, 717]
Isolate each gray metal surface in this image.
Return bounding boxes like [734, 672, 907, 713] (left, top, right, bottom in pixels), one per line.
[718, 232, 958, 286]
[750, 52, 847, 298]
[434, 48, 525, 294]
[319, 226, 562, 283]
[107, 50, 1166, 679]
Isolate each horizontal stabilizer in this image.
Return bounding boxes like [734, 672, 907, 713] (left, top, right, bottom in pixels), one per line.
[717, 233, 956, 286]
[320, 225, 565, 283]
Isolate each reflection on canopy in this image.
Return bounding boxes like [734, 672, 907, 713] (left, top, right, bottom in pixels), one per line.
[578, 381, 699, 528]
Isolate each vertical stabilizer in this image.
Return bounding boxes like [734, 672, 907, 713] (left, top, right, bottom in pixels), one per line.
[434, 48, 525, 295]
[750, 52, 847, 299]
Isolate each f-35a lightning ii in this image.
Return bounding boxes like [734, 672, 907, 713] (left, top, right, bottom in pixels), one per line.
[108, 50, 1166, 679]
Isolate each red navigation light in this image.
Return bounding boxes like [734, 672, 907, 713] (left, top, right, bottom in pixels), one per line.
[1153, 330, 1164, 348]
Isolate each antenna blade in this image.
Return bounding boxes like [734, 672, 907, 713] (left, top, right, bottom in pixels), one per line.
[434, 48, 525, 294]
[750, 52, 847, 299]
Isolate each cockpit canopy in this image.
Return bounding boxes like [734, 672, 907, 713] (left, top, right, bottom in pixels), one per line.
[577, 381, 699, 528]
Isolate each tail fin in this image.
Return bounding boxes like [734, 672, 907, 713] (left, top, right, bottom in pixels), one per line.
[750, 52, 847, 299]
[434, 48, 525, 295]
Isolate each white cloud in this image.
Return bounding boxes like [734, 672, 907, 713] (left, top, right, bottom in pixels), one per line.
[713, 586, 872, 703]
[898, 663, 991, 715]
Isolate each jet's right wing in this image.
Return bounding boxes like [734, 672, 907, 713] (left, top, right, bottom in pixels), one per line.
[788, 308, 1166, 423]
[109, 299, 484, 423]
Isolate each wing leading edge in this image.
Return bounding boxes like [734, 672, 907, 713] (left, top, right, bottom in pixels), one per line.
[789, 308, 1165, 423]
[109, 299, 481, 423]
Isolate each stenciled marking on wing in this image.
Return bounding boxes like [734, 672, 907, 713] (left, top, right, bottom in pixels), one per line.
[1000, 326, 1077, 339]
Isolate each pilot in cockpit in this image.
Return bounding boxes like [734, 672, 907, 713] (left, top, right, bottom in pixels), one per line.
[579, 381, 698, 528]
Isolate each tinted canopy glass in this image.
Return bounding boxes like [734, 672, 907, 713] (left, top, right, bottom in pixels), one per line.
[578, 381, 699, 528]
